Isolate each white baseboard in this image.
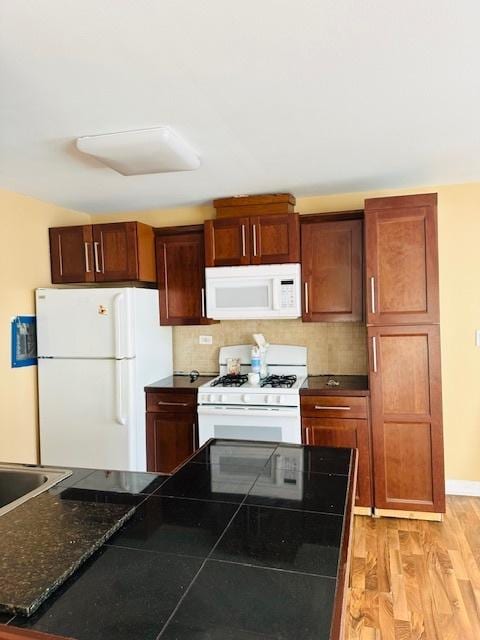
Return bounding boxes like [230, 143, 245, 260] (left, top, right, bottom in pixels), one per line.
[446, 479, 480, 497]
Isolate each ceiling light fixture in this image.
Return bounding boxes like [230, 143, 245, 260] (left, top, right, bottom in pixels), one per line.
[76, 126, 200, 175]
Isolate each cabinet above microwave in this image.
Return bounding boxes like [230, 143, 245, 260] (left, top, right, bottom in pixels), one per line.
[205, 263, 302, 320]
[204, 213, 300, 267]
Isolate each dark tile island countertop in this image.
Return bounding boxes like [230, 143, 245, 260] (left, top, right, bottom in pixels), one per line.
[3, 440, 357, 640]
[300, 375, 369, 396]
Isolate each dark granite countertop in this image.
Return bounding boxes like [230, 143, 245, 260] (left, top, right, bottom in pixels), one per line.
[4, 440, 356, 640]
[0, 467, 166, 617]
[145, 374, 216, 392]
[301, 375, 369, 396]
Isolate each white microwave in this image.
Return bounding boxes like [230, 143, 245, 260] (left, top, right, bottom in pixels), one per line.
[205, 263, 302, 320]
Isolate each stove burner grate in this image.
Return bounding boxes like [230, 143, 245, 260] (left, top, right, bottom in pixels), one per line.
[210, 374, 248, 388]
[260, 375, 297, 389]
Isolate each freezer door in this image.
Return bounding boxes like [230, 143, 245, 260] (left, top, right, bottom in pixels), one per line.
[36, 288, 135, 358]
[38, 358, 137, 470]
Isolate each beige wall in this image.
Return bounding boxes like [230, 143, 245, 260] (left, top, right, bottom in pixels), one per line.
[93, 183, 480, 482]
[0, 189, 90, 464]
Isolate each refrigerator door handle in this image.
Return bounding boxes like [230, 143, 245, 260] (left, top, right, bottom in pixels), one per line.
[115, 360, 127, 426]
[113, 293, 125, 359]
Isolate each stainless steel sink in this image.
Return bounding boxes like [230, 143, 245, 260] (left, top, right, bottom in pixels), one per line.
[0, 464, 72, 517]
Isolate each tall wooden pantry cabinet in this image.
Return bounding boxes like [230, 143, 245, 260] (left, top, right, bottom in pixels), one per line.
[364, 193, 445, 518]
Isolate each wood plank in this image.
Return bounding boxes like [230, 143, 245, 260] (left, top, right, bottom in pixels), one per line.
[345, 496, 480, 639]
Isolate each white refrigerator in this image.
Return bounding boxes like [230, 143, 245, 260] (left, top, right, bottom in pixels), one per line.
[36, 287, 172, 471]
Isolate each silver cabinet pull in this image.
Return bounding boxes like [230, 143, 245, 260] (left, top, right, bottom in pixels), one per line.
[84, 242, 91, 273]
[241, 224, 246, 257]
[304, 282, 309, 314]
[201, 287, 206, 317]
[314, 405, 351, 411]
[305, 427, 311, 445]
[157, 401, 189, 407]
[58, 236, 63, 276]
[252, 224, 257, 256]
[93, 242, 101, 273]
[372, 336, 378, 373]
[370, 276, 376, 314]
[100, 232, 105, 273]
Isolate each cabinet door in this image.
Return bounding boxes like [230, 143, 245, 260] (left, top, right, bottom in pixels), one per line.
[146, 411, 197, 474]
[302, 417, 372, 507]
[250, 213, 300, 264]
[301, 218, 362, 322]
[156, 230, 213, 325]
[204, 217, 250, 266]
[92, 222, 138, 281]
[49, 226, 94, 284]
[365, 193, 439, 325]
[368, 324, 445, 512]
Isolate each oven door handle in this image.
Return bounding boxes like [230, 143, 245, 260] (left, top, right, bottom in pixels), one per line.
[197, 406, 299, 417]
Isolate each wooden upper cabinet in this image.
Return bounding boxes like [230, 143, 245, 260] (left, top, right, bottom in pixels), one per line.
[365, 193, 439, 325]
[204, 213, 300, 266]
[49, 222, 155, 284]
[156, 226, 214, 325]
[92, 222, 155, 282]
[204, 217, 250, 267]
[49, 225, 95, 284]
[367, 324, 445, 513]
[250, 214, 300, 264]
[301, 215, 363, 322]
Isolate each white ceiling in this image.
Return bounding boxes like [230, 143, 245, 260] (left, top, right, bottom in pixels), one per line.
[1, 1, 480, 213]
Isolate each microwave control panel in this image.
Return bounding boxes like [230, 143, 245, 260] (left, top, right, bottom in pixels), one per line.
[280, 279, 296, 308]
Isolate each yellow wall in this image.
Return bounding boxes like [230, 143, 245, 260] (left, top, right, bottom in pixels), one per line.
[0, 189, 90, 464]
[93, 183, 480, 482]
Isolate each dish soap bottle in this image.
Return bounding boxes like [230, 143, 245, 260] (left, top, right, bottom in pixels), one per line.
[251, 346, 261, 374]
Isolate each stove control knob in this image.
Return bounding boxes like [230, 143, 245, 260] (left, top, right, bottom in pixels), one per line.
[220, 394, 227, 402]
[278, 395, 286, 404]
[266, 395, 274, 404]
[243, 394, 250, 403]
[208, 394, 215, 403]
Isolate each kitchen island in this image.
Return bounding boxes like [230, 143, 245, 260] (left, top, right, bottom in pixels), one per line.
[1, 440, 356, 640]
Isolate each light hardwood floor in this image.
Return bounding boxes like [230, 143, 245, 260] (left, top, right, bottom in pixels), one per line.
[346, 496, 480, 640]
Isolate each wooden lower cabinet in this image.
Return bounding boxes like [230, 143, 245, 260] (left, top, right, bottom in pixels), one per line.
[301, 395, 373, 508]
[367, 324, 445, 513]
[146, 412, 197, 474]
[145, 390, 198, 473]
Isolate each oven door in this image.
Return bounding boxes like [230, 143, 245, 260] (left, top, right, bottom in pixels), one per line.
[197, 405, 301, 447]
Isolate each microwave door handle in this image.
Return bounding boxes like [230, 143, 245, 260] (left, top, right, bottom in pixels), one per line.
[272, 280, 280, 310]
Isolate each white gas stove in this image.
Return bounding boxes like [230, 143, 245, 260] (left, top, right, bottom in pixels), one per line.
[198, 345, 307, 446]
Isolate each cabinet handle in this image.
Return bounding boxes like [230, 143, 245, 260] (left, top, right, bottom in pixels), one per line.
[201, 287, 206, 317]
[314, 405, 351, 411]
[252, 224, 257, 256]
[157, 401, 190, 407]
[94, 242, 101, 273]
[370, 276, 376, 314]
[304, 282, 309, 314]
[241, 224, 246, 257]
[372, 336, 378, 373]
[58, 236, 63, 276]
[192, 422, 196, 449]
[305, 427, 311, 445]
[84, 242, 91, 273]
[100, 232, 105, 273]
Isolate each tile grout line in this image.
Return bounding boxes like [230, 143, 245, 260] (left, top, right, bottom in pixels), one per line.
[206, 557, 338, 581]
